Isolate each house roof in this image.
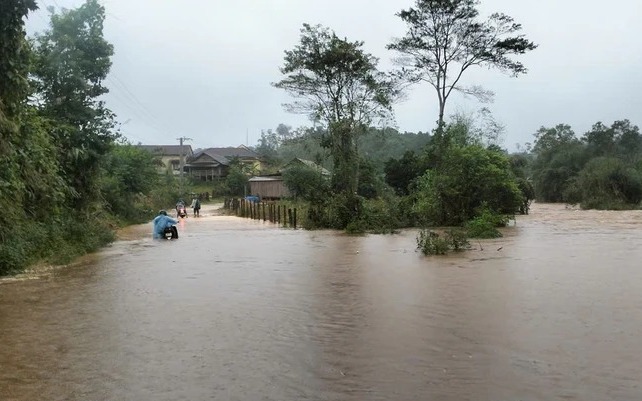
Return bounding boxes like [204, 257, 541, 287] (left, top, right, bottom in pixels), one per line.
[199, 146, 260, 159]
[188, 146, 261, 166]
[136, 145, 193, 156]
[283, 157, 331, 175]
[187, 149, 230, 166]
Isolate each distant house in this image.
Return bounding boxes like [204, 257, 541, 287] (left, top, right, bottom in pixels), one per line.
[136, 144, 193, 175]
[249, 158, 330, 200]
[282, 157, 331, 176]
[185, 145, 263, 181]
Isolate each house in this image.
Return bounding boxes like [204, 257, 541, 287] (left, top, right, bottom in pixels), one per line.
[136, 145, 193, 175]
[248, 175, 290, 199]
[282, 157, 331, 176]
[185, 145, 263, 181]
[248, 158, 330, 200]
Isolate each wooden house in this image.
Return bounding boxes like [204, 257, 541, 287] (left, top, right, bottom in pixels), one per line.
[248, 158, 330, 200]
[185, 145, 264, 181]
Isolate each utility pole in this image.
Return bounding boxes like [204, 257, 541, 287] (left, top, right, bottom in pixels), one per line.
[177, 136, 192, 196]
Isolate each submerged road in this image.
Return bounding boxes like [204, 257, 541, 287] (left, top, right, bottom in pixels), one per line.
[1, 204, 642, 400]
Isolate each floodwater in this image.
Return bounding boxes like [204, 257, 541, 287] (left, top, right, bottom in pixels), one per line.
[1, 203, 642, 401]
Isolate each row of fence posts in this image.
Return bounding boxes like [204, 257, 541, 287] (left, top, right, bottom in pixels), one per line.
[224, 198, 297, 228]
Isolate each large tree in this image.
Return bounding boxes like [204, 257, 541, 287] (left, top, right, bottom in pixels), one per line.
[32, 0, 117, 209]
[0, 0, 39, 248]
[273, 24, 398, 200]
[388, 0, 537, 126]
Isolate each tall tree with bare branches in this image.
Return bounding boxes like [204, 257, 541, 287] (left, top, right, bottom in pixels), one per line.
[388, 0, 537, 126]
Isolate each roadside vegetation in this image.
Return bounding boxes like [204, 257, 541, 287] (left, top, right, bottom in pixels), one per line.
[0, 1, 183, 275]
[3, 0, 641, 274]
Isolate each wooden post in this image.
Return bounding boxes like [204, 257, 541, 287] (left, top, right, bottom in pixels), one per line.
[293, 208, 297, 229]
[277, 204, 280, 224]
[262, 202, 266, 222]
[282, 205, 287, 227]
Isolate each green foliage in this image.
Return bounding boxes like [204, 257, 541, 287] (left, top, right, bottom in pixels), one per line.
[358, 127, 432, 172]
[388, 0, 537, 124]
[149, 173, 181, 211]
[530, 120, 642, 209]
[464, 207, 508, 238]
[575, 157, 642, 209]
[446, 228, 471, 251]
[0, 0, 37, 118]
[273, 23, 398, 201]
[100, 144, 160, 222]
[0, 1, 170, 275]
[356, 157, 384, 199]
[532, 124, 578, 154]
[32, 0, 117, 209]
[417, 230, 449, 255]
[0, 211, 115, 275]
[415, 144, 522, 226]
[515, 177, 535, 214]
[302, 191, 403, 233]
[282, 165, 330, 203]
[384, 150, 424, 196]
[416, 229, 470, 256]
[224, 166, 249, 196]
[354, 196, 402, 234]
[531, 129, 586, 202]
[322, 192, 363, 230]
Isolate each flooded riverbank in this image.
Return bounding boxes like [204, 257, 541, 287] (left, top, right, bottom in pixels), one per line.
[1, 203, 641, 400]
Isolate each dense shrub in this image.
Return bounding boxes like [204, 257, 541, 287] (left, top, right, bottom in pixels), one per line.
[576, 157, 642, 209]
[414, 145, 522, 226]
[464, 206, 510, 238]
[416, 229, 470, 255]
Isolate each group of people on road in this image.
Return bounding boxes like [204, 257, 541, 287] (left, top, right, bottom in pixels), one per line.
[153, 197, 203, 239]
[175, 197, 201, 218]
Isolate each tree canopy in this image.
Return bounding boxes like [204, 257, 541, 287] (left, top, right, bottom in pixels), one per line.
[273, 24, 399, 205]
[388, 0, 537, 125]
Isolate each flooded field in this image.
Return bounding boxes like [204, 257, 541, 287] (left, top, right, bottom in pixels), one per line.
[1, 203, 641, 400]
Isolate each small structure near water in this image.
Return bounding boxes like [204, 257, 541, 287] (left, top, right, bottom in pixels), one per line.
[248, 158, 330, 200]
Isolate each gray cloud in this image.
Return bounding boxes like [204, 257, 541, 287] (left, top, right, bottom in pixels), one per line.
[26, 0, 642, 151]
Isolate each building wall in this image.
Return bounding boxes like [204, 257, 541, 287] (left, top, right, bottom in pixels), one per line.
[157, 155, 189, 174]
[190, 166, 227, 181]
[249, 180, 290, 199]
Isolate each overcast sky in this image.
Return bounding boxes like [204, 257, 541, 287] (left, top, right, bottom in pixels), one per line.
[25, 0, 642, 151]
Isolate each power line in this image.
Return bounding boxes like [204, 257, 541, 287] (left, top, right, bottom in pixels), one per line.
[105, 76, 172, 138]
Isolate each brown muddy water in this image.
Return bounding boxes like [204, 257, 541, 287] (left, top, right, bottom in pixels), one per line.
[1, 203, 641, 401]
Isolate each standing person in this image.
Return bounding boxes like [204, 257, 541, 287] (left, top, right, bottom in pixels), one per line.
[194, 197, 201, 217]
[152, 210, 178, 239]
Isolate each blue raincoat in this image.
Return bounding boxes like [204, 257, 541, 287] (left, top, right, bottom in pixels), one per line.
[152, 214, 178, 239]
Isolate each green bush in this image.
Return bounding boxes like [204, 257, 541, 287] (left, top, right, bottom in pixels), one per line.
[414, 145, 522, 226]
[282, 165, 330, 202]
[576, 157, 642, 210]
[465, 218, 502, 239]
[446, 228, 471, 251]
[464, 207, 508, 239]
[416, 228, 471, 255]
[416, 230, 450, 255]
[0, 212, 115, 276]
